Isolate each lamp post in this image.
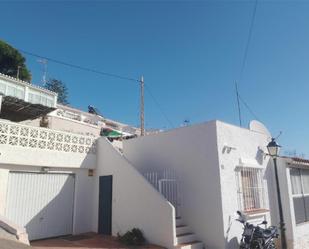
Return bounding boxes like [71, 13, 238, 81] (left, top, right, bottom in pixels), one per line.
[267, 138, 287, 249]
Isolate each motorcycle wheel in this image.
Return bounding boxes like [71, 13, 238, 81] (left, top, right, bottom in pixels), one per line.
[239, 243, 248, 249]
[250, 240, 262, 249]
[266, 241, 276, 249]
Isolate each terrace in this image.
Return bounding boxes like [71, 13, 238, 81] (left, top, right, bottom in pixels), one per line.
[0, 73, 57, 121]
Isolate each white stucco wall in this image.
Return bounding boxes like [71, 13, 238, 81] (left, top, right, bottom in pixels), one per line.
[0, 165, 95, 236]
[215, 121, 274, 248]
[123, 121, 226, 249]
[73, 169, 95, 235]
[93, 138, 176, 249]
[0, 168, 9, 214]
[0, 145, 96, 169]
[48, 116, 101, 137]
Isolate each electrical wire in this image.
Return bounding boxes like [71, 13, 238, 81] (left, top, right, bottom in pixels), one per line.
[236, 0, 261, 124]
[18, 48, 140, 83]
[238, 95, 260, 121]
[144, 85, 175, 129]
[19, 48, 175, 129]
[239, 0, 258, 83]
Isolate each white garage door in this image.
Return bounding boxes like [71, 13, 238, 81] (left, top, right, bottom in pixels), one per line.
[5, 172, 75, 241]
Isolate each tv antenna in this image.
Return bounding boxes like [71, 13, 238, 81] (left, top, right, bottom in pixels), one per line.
[37, 58, 48, 86]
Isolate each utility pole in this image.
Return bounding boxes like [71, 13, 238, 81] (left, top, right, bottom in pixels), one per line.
[140, 75, 145, 136]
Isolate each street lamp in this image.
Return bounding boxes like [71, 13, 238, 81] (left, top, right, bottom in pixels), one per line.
[267, 138, 287, 249]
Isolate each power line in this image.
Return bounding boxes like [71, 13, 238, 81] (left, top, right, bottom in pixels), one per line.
[144, 85, 174, 129]
[238, 95, 260, 121]
[235, 81, 242, 127]
[235, 0, 260, 125]
[18, 48, 140, 83]
[19, 48, 175, 129]
[239, 0, 258, 83]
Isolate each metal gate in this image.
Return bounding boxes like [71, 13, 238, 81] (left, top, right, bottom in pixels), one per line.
[143, 169, 181, 216]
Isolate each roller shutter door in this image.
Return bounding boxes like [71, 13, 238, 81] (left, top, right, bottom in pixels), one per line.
[5, 172, 75, 240]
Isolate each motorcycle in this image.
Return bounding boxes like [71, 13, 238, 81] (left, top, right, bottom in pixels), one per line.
[236, 210, 279, 249]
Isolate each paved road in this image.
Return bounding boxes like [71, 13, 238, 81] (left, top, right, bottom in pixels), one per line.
[0, 238, 30, 249]
[0, 227, 16, 241]
[0, 227, 30, 249]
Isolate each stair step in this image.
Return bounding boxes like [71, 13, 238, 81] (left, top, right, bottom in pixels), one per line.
[177, 241, 204, 249]
[176, 233, 197, 244]
[176, 218, 184, 226]
[176, 225, 191, 236]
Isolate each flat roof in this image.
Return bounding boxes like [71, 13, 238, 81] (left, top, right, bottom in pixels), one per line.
[0, 73, 57, 96]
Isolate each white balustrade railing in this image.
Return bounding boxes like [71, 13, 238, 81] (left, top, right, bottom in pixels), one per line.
[0, 120, 96, 154]
[143, 169, 181, 216]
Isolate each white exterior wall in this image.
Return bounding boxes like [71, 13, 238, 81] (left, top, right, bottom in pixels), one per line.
[0, 120, 96, 169]
[93, 138, 176, 249]
[0, 168, 9, 214]
[0, 145, 96, 169]
[215, 121, 274, 248]
[0, 73, 57, 108]
[0, 165, 95, 236]
[48, 116, 101, 137]
[73, 169, 95, 234]
[123, 121, 226, 249]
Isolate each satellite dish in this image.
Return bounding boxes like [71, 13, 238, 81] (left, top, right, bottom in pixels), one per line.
[249, 120, 271, 137]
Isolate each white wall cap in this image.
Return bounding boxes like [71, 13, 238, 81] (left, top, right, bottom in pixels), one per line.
[238, 158, 264, 168]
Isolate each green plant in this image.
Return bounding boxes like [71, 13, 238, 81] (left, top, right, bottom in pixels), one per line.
[117, 228, 146, 246]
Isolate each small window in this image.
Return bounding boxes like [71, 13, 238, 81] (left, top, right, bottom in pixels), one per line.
[290, 168, 309, 224]
[236, 167, 266, 212]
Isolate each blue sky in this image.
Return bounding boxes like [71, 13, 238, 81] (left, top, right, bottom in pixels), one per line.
[1, 0, 309, 156]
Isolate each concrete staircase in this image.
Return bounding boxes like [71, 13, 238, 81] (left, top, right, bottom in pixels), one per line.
[175, 217, 204, 249]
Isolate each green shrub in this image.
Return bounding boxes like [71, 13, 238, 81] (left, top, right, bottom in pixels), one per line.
[117, 228, 146, 245]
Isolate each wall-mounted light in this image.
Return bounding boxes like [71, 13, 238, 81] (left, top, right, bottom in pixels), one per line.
[41, 167, 50, 173]
[88, 169, 94, 177]
[222, 144, 236, 154]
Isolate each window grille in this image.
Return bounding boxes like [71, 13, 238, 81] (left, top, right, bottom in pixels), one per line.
[290, 168, 309, 224]
[236, 167, 266, 212]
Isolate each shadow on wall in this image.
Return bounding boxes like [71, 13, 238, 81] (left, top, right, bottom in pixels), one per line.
[79, 151, 97, 169]
[225, 215, 240, 249]
[255, 148, 265, 166]
[264, 160, 279, 226]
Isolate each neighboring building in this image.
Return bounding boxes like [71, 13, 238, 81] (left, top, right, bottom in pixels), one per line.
[276, 157, 309, 249]
[22, 103, 140, 139]
[0, 73, 57, 121]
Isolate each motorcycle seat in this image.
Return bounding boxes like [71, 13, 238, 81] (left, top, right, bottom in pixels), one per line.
[262, 227, 278, 238]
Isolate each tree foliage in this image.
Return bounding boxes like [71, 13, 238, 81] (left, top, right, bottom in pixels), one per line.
[45, 78, 69, 105]
[0, 40, 31, 82]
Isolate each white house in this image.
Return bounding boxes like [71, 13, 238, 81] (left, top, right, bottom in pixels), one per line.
[122, 120, 309, 249]
[0, 73, 308, 249]
[123, 120, 274, 249]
